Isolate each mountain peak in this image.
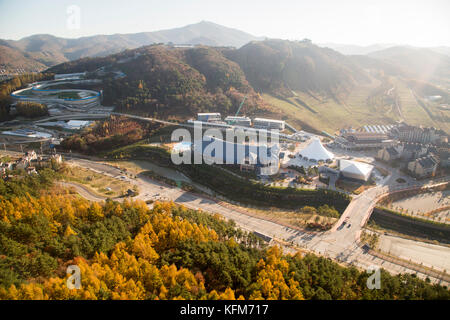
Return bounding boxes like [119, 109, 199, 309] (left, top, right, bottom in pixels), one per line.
[197, 20, 217, 25]
[0, 22, 263, 72]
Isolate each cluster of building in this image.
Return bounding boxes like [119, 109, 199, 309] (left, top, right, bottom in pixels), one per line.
[196, 113, 286, 131]
[337, 123, 448, 151]
[377, 143, 449, 178]
[192, 114, 379, 181]
[305, 140, 375, 182]
[0, 150, 62, 176]
[335, 123, 449, 179]
[336, 131, 395, 150]
[391, 124, 448, 145]
[187, 116, 449, 181]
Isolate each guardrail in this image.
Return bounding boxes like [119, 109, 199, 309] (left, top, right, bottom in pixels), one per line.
[369, 249, 450, 284]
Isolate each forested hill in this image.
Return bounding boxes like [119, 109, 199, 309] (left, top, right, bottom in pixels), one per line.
[46, 40, 372, 119]
[47, 45, 268, 118]
[225, 39, 370, 97]
[0, 44, 47, 73]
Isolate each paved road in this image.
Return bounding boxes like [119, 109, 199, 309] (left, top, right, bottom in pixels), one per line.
[69, 158, 311, 243]
[379, 234, 450, 271]
[67, 157, 450, 286]
[58, 181, 108, 202]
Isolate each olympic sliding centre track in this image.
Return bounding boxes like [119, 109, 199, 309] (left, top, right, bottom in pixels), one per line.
[11, 78, 101, 109]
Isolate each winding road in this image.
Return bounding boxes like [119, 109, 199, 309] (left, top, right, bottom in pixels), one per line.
[65, 157, 450, 286]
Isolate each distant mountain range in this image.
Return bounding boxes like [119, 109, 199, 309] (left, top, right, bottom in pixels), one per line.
[0, 21, 264, 72]
[320, 43, 396, 56]
[318, 43, 450, 85]
[1, 20, 449, 78]
[321, 43, 450, 57]
[367, 46, 450, 82]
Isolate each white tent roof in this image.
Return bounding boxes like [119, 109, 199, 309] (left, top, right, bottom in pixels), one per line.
[339, 159, 374, 178]
[299, 138, 334, 160]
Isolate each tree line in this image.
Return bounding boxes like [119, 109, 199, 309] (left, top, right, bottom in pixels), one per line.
[0, 167, 448, 300]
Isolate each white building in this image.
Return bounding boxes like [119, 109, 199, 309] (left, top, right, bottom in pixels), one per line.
[224, 116, 251, 126]
[54, 72, 86, 80]
[65, 120, 92, 130]
[197, 113, 222, 122]
[193, 136, 280, 176]
[298, 138, 334, 162]
[253, 118, 285, 130]
[339, 159, 374, 181]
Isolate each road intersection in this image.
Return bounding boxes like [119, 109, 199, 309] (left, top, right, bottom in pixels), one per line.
[67, 157, 450, 286]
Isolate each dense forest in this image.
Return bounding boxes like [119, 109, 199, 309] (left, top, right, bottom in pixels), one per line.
[14, 101, 49, 118]
[0, 167, 448, 300]
[61, 115, 163, 153]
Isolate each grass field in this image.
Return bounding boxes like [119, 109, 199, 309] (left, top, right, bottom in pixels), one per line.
[104, 159, 190, 183]
[57, 91, 80, 99]
[60, 164, 132, 197]
[263, 76, 449, 134]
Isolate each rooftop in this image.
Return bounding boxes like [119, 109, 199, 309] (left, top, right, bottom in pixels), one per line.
[339, 159, 374, 177]
[299, 138, 334, 161]
[344, 132, 388, 140]
[416, 155, 438, 169]
[225, 116, 250, 120]
[253, 118, 285, 124]
[386, 146, 399, 156]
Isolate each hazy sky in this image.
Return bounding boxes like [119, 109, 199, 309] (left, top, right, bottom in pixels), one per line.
[0, 0, 449, 46]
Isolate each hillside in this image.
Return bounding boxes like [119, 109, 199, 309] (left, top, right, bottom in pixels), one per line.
[224, 41, 449, 134]
[0, 44, 46, 72]
[320, 43, 450, 58]
[368, 46, 450, 85]
[320, 43, 396, 56]
[226, 39, 370, 99]
[1, 21, 262, 72]
[44, 40, 450, 134]
[47, 45, 267, 119]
